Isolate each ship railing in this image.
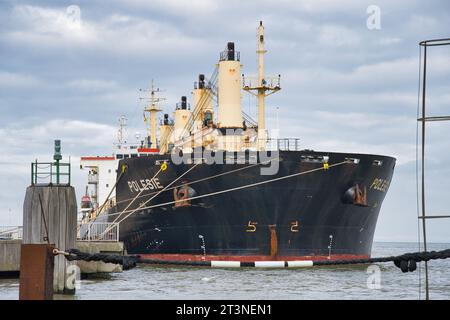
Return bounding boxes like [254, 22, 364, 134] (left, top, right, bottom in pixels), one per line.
[176, 102, 191, 110]
[77, 222, 119, 242]
[264, 138, 301, 151]
[0, 226, 23, 240]
[219, 50, 240, 61]
[242, 75, 281, 90]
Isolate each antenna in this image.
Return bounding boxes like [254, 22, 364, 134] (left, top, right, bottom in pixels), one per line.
[139, 80, 165, 148]
[117, 115, 128, 144]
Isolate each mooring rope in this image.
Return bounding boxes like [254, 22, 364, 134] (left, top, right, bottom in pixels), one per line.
[109, 167, 163, 226]
[114, 160, 346, 216]
[114, 163, 200, 226]
[59, 248, 450, 272]
[114, 161, 268, 207]
[88, 167, 163, 240]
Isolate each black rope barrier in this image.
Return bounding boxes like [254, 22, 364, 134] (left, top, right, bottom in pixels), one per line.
[63, 248, 450, 272]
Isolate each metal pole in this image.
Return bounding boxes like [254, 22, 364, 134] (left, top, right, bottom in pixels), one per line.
[56, 159, 60, 185]
[34, 160, 38, 184]
[421, 44, 429, 300]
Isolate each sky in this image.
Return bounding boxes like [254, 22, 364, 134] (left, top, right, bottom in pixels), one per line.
[0, 0, 449, 242]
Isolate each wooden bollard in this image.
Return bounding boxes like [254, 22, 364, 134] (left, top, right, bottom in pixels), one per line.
[19, 244, 55, 300]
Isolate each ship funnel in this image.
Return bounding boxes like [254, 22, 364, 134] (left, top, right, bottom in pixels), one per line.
[217, 42, 243, 129]
[159, 113, 173, 154]
[173, 97, 191, 142]
[227, 42, 235, 60]
[198, 74, 205, 89]
[192, 73, 213, 133]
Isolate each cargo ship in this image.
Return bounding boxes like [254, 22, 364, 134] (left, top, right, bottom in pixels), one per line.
[80, 22, 395, 262]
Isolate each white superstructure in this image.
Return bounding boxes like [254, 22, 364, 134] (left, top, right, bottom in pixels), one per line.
[80, 113, 162, 221]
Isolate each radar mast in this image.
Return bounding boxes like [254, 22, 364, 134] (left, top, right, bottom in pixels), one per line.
[243, 21, 281, 151]
[139, 80, 165, 148]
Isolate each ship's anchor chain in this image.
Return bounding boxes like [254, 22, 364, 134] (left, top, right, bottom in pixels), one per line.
[56, 248, 450, 272]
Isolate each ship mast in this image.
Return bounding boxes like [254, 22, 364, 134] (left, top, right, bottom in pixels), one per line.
[257, 21, 266, 140]
[117, 115, 127, 145]
[243, 21, 281, 151]
[140, 80, 165, 149]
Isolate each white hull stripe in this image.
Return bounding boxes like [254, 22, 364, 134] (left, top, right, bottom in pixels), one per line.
[254, 261, 286, 268]
[287, 260, 314, 268]
[210, 260, 315, 268]
[211, 261, 241, 268]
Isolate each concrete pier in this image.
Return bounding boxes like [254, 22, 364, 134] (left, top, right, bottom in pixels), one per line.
[75, 241, 124, 273]
[0, 240, 21, 276]
[1, 239, 125, 275]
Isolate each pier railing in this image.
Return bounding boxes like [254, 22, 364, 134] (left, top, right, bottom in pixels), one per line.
[77, 222, 119, 242]
[0, 226, 23, 240]
[31, 160, 71, 185]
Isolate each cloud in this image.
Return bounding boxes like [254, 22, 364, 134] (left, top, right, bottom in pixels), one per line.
[0, 71, 40, 88]
[267, 108, 416, 164]
[67, 79, 118, 91]
[119, 0, 219, 15]
[318, 25, 361, 47]
[378, 37, 402, 45]
[9, 5, 95, 44]
[282, 57, 419, 93]
[5, 4, 208, 58]
[0, 119, 116, 154]
[0, 119, 120, 224]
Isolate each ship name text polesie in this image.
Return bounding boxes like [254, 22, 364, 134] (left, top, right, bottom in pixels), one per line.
[127, 177, 164, 193]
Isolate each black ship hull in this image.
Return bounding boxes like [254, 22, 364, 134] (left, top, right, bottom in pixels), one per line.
[109, 151, 395, 261]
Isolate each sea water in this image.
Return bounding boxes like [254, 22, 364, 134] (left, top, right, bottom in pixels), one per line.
[1, 242, 449, 300]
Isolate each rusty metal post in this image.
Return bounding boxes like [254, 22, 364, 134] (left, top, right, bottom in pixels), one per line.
[19, 244, 55, 300]
[269, 225, 278, 259]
